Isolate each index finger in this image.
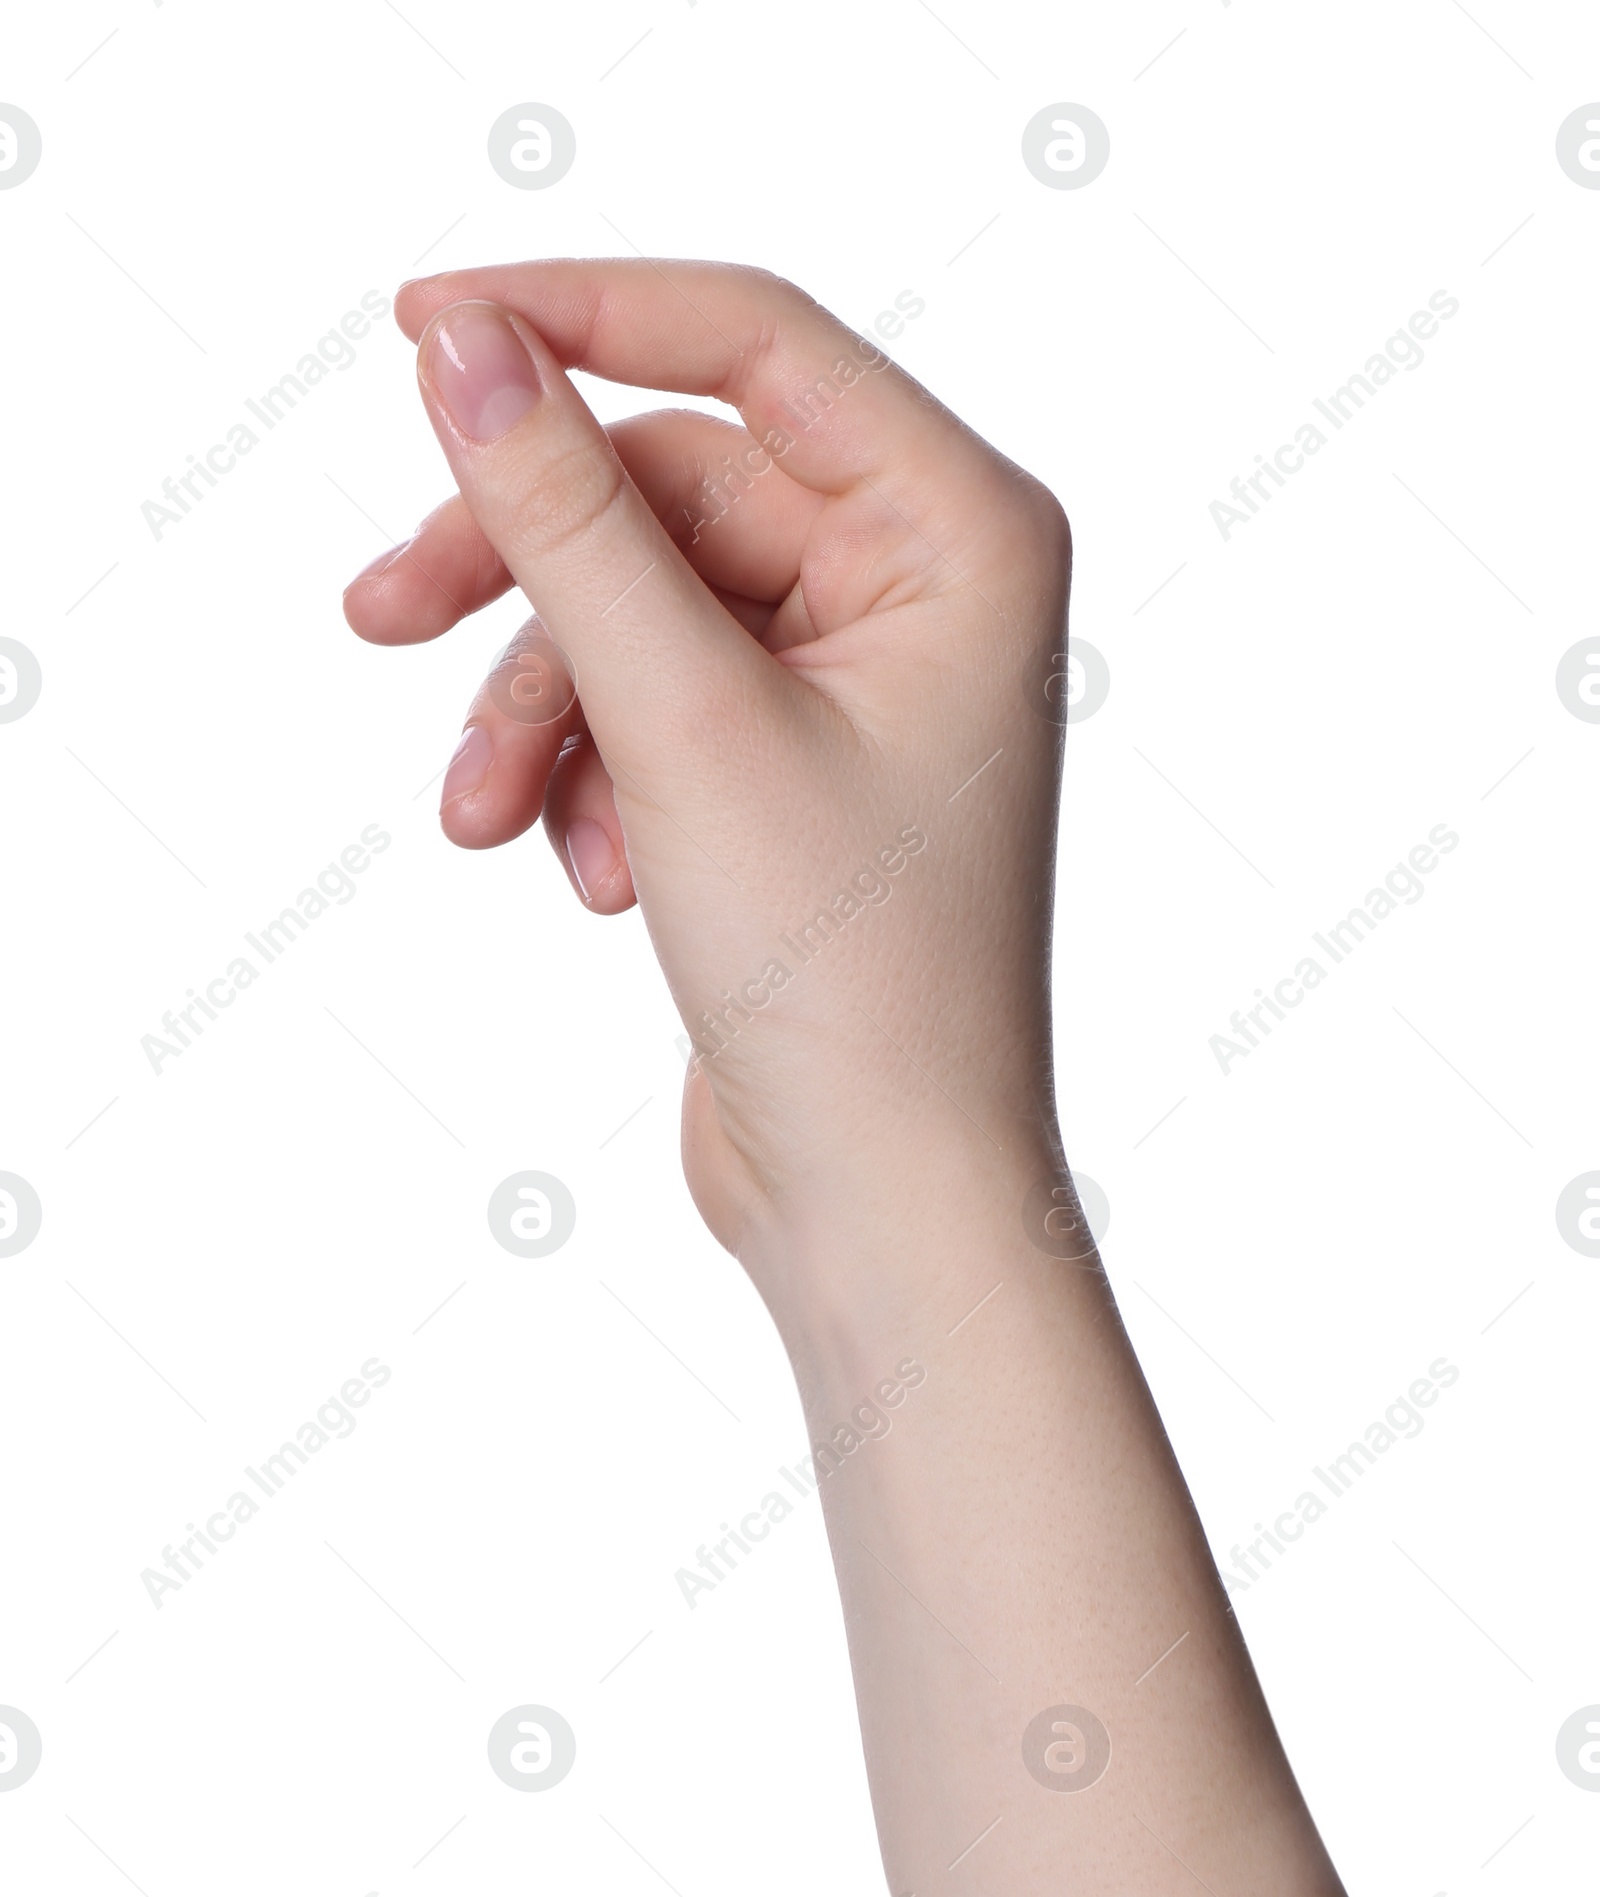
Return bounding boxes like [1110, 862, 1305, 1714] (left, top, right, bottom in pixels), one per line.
[394, 260, 990, 502]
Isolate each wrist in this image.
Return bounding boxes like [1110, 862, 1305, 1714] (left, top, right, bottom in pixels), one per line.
[736, 1114, 1082, 1400]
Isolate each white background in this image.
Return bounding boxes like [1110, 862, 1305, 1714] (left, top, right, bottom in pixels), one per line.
[2, 2, 1597, 1892]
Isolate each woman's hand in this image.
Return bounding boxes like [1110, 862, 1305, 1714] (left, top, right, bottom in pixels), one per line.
[344, 261, 1070, 1292]
[344, 261, 1344, 1896]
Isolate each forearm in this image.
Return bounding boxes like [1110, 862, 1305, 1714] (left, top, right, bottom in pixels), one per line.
[750, 1133, 1345, 1896]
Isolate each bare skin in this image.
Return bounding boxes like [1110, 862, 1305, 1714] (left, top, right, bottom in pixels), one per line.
[344, 259, 1346, 1894]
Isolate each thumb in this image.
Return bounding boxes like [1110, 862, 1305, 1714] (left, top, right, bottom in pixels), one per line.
[414, 299, 783, 779]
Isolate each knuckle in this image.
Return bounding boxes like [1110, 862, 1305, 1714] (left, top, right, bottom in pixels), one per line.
[763, 268, 809, 305]
[734, 261, 802, 300]
[1015, 477, 1073, 577]
[505, 436, 630, 560]
[732, 263, 820, 322]
[1024, 477, 1072, 550]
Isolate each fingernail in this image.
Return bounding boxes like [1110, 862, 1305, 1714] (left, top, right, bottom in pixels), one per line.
[441, 725, 492, 804]
[428, 303, 542, 441]
[565, 818, 613, 903]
